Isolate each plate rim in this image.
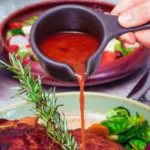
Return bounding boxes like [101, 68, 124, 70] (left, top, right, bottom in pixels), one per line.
[0, 92, 150, 115]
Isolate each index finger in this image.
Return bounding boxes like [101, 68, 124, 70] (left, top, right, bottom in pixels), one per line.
[111, 0, 149, 15]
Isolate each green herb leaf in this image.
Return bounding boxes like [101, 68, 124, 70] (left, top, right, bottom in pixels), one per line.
[129, 139, 147, 150]
[0, 53, 78, 150]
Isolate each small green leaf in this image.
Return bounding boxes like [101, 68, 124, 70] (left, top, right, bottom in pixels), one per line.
[129, 139, 147, 150]
[0, 53, 78, 150]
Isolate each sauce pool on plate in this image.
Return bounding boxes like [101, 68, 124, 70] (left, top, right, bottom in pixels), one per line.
[40, 32, 99, 150]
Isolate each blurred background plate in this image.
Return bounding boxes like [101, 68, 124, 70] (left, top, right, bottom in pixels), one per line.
[0, 0, 119, 23]
[0, 0, 150, 109]
[0, 0, 149, 87]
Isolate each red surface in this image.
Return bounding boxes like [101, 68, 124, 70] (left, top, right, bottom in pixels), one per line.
[101, 51, 117, 65]
[0, 0, 149, 87]
[8, 45, 19, 53]
[40, 32, 100, 148]
[9, 22, 23, 29]
[40, 32, 99, 75]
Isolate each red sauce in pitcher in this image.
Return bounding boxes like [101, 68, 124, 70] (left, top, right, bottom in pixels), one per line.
[40, 32, 99, 150]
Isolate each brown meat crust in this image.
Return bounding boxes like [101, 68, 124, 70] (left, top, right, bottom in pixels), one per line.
[70, 129, 125, 150]
[0, 123, 60, 150]
[0, 119, 125, 150]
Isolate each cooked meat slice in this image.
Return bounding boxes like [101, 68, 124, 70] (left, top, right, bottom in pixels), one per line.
[0, 119, 9, 124]
[0, 119, 125, 150]
[70, 129, 125, 150]
[0, 123, 60, 150]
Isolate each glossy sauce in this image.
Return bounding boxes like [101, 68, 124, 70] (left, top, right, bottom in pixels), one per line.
[40, 32, 99, 150]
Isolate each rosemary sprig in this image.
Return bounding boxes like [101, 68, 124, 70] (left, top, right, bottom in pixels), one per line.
[0, 53, 78, 150]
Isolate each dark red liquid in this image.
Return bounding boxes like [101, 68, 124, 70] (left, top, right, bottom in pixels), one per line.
[40, 32, 99, 150]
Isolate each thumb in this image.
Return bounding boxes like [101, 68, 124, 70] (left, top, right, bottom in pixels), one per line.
[118, 2, 150, 28]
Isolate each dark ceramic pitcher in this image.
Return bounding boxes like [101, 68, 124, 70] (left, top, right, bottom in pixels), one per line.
[30, 4, 150, 82]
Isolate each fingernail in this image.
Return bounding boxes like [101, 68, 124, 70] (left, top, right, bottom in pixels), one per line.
[119, 12, 133, 27]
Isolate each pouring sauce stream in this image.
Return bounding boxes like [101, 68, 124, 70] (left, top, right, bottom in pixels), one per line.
[40, 32, 99, 150]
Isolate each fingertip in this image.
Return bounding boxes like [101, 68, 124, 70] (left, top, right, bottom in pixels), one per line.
[126, 33, 136, 44]
[135, 30, 150, 48]
[118, 12, 133, 28]
[110, 9, 118, 15]
[118, 33, 136, 44]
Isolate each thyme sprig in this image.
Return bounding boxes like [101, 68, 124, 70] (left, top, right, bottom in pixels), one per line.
[0, 53, 78, 150]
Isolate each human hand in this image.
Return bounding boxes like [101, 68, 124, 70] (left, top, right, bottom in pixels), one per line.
[111, 0, 150, 48]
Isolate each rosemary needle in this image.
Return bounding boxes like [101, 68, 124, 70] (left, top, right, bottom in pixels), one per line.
[0, 53, 78, 150]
